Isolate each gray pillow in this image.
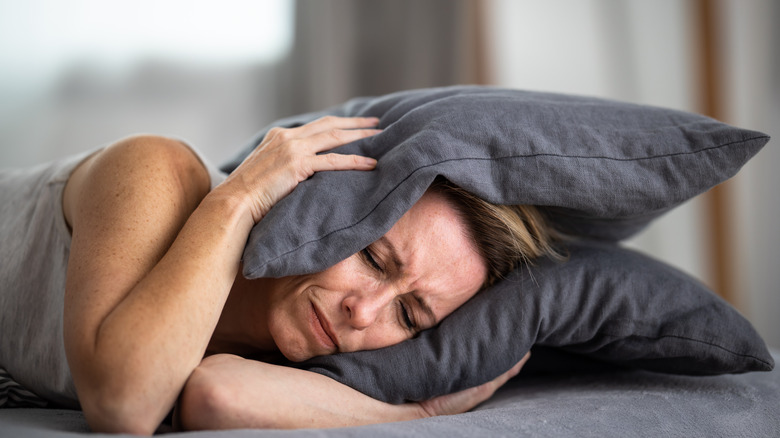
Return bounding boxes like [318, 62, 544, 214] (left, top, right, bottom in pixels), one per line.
[297, 240, 774, 403]
[221, 86, 772, 402]
[223, 86, 769, 279]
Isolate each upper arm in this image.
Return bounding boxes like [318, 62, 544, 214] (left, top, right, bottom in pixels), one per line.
[62, 135, 210, 382]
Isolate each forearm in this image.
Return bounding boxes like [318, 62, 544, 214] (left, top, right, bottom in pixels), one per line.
[97, 190, 252, 363]
[178, 353, 530, 432]
[178, 355, 426, 431]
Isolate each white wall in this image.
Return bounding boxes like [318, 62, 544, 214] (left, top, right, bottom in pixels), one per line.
[487, 0, 779, 348]
[720, 0, 780, 349]
[0, 0, 294, 168]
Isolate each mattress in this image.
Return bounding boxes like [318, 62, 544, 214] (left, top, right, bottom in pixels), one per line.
[1, 349, 777, 438]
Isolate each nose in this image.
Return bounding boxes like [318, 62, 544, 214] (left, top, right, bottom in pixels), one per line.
[341, 284, 397, 330]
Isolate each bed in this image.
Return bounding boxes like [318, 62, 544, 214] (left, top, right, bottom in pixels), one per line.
[1, 350, 778, 437]
[2, 86, 776, 436]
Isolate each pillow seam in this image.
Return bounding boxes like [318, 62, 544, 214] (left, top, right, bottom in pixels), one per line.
[492, 134, 768, 162]
[602, 332, 773, 366]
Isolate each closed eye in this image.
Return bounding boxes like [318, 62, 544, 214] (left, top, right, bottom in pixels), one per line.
[360, 248, 383, 272]
[399, 300, 416, 330]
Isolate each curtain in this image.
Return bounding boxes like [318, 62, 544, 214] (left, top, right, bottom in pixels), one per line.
[273, 0, 487, 116]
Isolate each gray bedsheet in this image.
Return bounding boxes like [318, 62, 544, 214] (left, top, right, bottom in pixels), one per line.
[2, 350, 778, 438]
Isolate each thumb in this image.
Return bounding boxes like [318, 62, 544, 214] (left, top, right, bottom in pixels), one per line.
[418, 352, 531, 418]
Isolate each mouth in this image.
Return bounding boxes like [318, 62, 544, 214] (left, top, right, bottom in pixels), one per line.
[310, 301, 339, 352]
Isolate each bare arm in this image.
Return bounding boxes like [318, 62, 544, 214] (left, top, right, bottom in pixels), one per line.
[177, 353, 530, 431]
[62, 118, 380, 435]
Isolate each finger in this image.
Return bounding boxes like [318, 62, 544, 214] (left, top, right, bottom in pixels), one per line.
[479, 353, 531, 395]
[416, 351, 533, 419]
[294, 116, 380, 137]
[515, 351, 531, 372]
[310, 153, 377, 172]
[259, 117, 379, 150]
[503, 352, 531, 381]
[298, 128, 382, 154]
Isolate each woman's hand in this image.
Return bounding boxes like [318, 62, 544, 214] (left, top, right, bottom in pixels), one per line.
[221, 116, 381, 223]
[416, 352, 530, 418]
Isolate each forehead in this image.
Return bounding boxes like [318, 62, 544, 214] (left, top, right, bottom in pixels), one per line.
[384, 191, 487, 319]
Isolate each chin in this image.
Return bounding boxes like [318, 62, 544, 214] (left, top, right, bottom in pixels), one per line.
[270, 328, 314, 363]
[278, 347, 312, 363]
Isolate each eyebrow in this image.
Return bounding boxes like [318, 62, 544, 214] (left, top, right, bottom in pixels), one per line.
[377, 236, 437, 326]
[377, 235, 404, 272]
[413, 292, 437, 326]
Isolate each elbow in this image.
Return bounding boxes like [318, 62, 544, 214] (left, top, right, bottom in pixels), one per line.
[82, 404, 158, 436]
[78, 385, 168, 435]
[178, 354, 273, 431]
[177, 362, 241, 431]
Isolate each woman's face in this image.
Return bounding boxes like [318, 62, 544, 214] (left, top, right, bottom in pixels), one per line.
[262, 190, 487, 362]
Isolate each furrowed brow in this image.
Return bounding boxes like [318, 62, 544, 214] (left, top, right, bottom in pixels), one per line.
[378, 236, 437, 326]
[413, 293, 437, 326]
[377, 236, 404, 271]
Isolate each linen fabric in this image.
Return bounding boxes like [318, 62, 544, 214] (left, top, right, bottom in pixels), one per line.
[298, 240, 774, 402]
[222, 86, 769, 279]
[220, 86, 772, 403]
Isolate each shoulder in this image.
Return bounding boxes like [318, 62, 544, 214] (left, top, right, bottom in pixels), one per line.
[84, 134, 210, 190]
[63, 135, 210, 229]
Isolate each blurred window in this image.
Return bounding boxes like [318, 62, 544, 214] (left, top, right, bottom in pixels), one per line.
[0, 0, 294, 94]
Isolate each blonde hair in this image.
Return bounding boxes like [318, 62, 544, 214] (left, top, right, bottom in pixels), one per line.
[428, 177, 565, 287]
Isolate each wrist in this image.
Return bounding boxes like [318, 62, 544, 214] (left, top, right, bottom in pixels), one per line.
[382, 402, 432, 423]
[201, 186, 257, 232]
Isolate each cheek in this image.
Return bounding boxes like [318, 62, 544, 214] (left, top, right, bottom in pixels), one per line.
[312, 257, 361, 289]
[348, 316, 411, 353]
[266, 275, 308, 305]
[263, 276, 315, 361]
[317, 256, 380, 299]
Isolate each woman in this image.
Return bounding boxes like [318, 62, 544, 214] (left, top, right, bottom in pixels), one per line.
[0, 116, 556, 434]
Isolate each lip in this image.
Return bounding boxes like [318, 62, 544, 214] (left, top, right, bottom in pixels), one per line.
[310, 301, 339, 352]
